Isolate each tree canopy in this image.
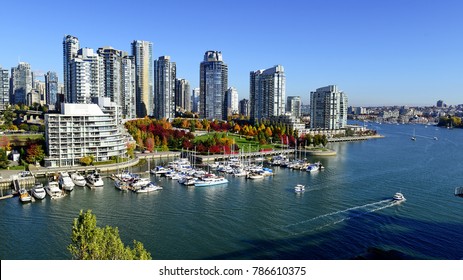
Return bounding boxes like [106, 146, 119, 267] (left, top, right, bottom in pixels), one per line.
[68, 210, 152, 260]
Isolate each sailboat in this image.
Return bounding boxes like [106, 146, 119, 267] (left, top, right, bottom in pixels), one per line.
[411, 128, 416, 141]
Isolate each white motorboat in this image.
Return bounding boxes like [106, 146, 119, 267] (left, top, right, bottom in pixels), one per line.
[45, 181, 65, 199]
[393, 192, 405, 201]
[130, 177, 151, 188]
[194, 177, 228, 187]
[86, 173, 104, 187]
[71, 172, 87, 187]
[150, 166, 170, 176]
[247, 173, 264, 179]
[19, 189, 32, 203]
[31, 183, 46, 200]
[294, 184, 305, 192]
[59, 172, 75, 191]
[307, 163, 320, 172]
[136, 182, 163, 193]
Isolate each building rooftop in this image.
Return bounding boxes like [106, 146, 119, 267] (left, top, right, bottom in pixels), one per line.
[61, 103, 104, 116]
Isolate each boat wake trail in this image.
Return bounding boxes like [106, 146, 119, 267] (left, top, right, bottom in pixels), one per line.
[271, 199, 396, 236]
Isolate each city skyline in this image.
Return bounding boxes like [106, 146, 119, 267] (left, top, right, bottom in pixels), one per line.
[0, 0, 462, 107]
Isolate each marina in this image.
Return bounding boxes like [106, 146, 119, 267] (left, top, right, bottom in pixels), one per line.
[1, 123, 463, 260]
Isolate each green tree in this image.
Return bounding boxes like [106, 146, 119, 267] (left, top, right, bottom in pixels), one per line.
[0, 148, 9, 169]
[68, 210, 152, 260]
[1, 106, 16, 127]
[79, 155, 94, 166]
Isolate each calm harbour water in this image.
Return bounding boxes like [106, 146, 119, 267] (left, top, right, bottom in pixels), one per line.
[1, 123, 463, 260]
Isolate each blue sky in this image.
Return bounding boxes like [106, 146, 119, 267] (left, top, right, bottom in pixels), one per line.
[1, 0, 462, 107]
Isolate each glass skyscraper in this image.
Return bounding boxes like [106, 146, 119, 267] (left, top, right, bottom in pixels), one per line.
[0, 66, 9, 109]
[309, 85, 348, 129]
[63, 35, 80, 102]
[45, 71, 58, 108]
[199, 51, 228, 120]
[153, 56, 176, 120]
[132, 40, 153, 117]
[11, 62, 32, 105]
[249, 65, 286, 123]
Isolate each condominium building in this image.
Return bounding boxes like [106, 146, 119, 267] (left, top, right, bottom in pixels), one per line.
[98, 47, 123, 106]
[154, 56, 176, 119]
[309, 85, 348, 129]
[121, 54, 136, 119]
[287, 96, 301, 117]
[175, 78, 191, 112]
[11, 62, 32, 105]
[69, 48, 104, 104]
[226, 87, 238, 116]
[199, 51, 228, 120]
[132, 40, 153, 117]
[249, 65, 286, 122]
[63, 35, 80, 102]
[0, 66, 9, 109]
[44, 101, 127, 167]
[45, 71, 58, 108]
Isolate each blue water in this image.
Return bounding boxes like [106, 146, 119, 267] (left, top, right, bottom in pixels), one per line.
[1, 123, 463, 260]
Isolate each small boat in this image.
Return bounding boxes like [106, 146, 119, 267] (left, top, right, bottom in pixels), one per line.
[19, 189, 32, 203]
[150, 166, 170, 176]
[31, 183, 46, 200]
[306, 163, 320, 172]
[411, 128, 416, 141]
[45, 181, 65, 199]
[433, 137, 438, 140]
[136, 182, 163, 193]
[58, 172, 75, 191]
[71, 172, 87, 187]
[86, 173, 104, 187]
[393, 192, 405, 201]
[454, 187, 463, 196]
[294, 184, 305, 192]
[247, 173, 264, 179]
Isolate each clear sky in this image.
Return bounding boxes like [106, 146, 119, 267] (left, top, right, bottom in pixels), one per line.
[1, 0, 462, 107]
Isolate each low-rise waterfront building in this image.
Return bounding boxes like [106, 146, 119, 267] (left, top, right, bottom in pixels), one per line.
[44, 102, 127, 167]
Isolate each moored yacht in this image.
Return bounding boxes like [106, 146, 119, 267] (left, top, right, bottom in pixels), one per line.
[19, 189, 32, 203]
[45, 181, 65, 199]
[58, 172, 75, 191]
[71, 172, 87, 187]
[136, 182, 163, 193]
[31, 183, 46, 200]
[194, 176, 228, 187]
[86, 173, 104, 187]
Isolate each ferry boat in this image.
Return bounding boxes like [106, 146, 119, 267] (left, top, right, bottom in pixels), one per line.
[31, 183, 46, 200]
[19, 189, 32, 203]
[393, 192, 405, 201]
[294, 184, 305, 193]
[45, 181, 65, 199]
[194, 177, 228, 187]
[86, 173, 104, 187]
[58, 172, 75, 191]
[71, 172, 87, 187]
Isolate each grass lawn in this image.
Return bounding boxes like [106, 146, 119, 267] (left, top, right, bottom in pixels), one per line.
[193, 132, 279, 152]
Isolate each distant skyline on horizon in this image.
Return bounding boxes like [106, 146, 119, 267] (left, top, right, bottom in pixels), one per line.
[1, 0, 462, 108]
